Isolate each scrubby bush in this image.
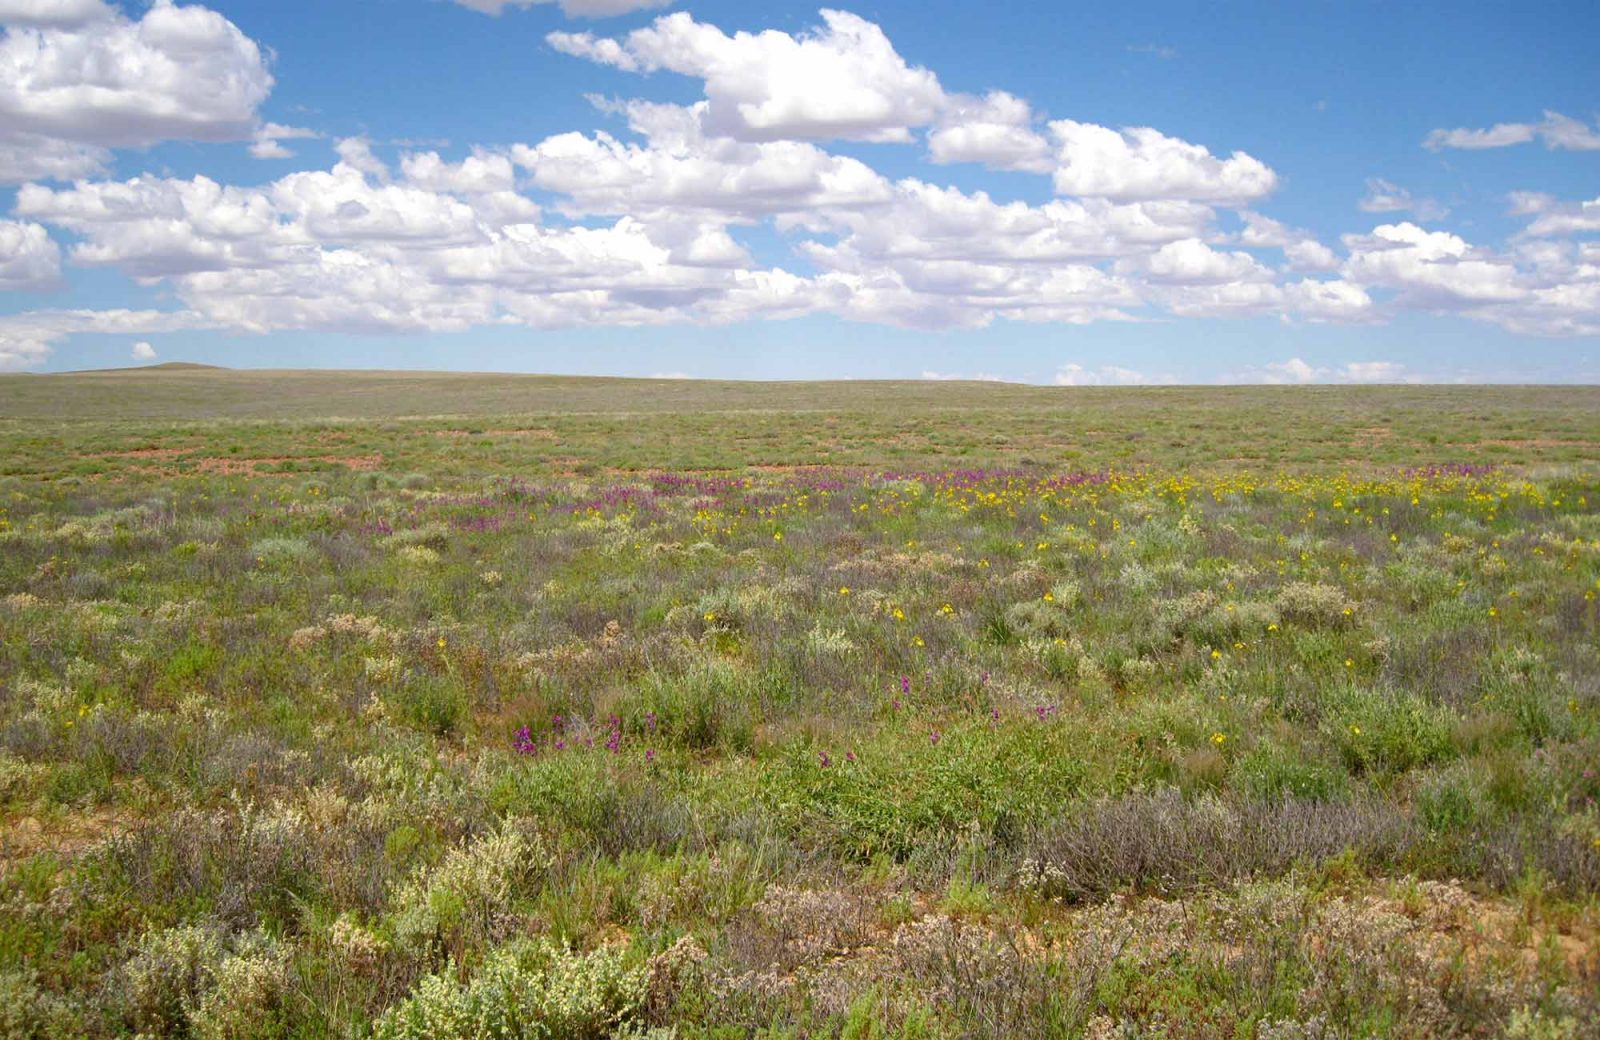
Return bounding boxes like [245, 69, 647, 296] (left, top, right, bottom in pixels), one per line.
[1004, 599, 1072, 639]
[381, 523, 451, 552]
[120, 923, 228, 1034]
[250, 536, 316, 567]
[372, 939, 646, 1040]
[390, 820, 554, 957]
[1017, 791, 1417, 899]
[190, 932, 292, 1040]
[1274, 581, 1355, 628]
[0, 971, 76, 1039]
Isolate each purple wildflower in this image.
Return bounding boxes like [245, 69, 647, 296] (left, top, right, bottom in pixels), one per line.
[818, 750, 832, 768]
[929, 730, 941, 746]
[513, 725, 537, 755]
[645, 748, 656, 764]
[900, 675, 911, 696]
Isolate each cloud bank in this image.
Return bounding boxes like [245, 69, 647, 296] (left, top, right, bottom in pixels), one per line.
[2, 4, 1597, 371]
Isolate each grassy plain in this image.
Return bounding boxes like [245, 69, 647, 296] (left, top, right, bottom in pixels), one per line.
[2, 369, 1599, 1038]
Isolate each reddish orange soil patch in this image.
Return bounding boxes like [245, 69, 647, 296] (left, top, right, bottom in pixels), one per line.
[194, 453, 383, 475]
[89, 447, 192, 461]
[1474, 438, 1598, 449]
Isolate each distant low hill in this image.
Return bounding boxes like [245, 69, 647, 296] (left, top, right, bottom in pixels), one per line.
[71, 361, 229, 375]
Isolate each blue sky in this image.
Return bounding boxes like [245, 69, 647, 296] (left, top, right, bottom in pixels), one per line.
[0, 0, 1596, 382]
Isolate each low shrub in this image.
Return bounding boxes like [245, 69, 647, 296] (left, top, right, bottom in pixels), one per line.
[372, 939, 647, 1040]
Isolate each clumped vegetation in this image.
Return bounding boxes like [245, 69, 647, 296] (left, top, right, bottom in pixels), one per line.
[1, 377, 1598, 1037]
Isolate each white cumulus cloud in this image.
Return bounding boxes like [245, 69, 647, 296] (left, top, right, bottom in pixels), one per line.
[0, 0, 272, 147]
[1424, 110, 1600, 152]
[0, 0, 275, 183]
[1131, 237, 1274, 285]
[1342, 222, 1527, 307]
[1237, 212, 1340, 272]
[549, 10, 947, 143]
[926, 91, 1051, 172]
[1225, 357, 1415, 384]
[1047, 120, 1277, 204]
[1285, 278, 1374, 322]
[512, 101, 893, 219]
[1053, 362, 1171, 386]
[0, 218, 61, 289]
[250, 122, 319, 161]
[1358, 178, 1447, 221]
[1509, 192, 1600, 238]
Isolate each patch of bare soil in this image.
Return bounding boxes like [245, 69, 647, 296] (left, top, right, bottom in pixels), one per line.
[193, 453, 383, 475]
[1, 809, 130, 867]
[89, 447, 191, 461]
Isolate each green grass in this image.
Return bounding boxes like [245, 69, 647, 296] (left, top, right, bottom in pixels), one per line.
[0, 371, 1597, 1038]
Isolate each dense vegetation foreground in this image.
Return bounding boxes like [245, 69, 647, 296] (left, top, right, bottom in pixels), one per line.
[2, 374, 1599, 1038]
